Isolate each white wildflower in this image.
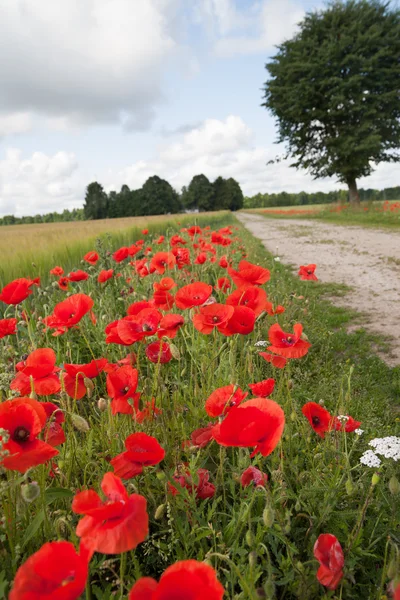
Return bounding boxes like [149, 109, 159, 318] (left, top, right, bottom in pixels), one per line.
[254, 340, 268, 348]
[360, 450, 381, 468]
[336, 415, 349, 423]
[368, 436, 400, 461]
[274, 257, 280, 262]
[354, 429, 364, 436]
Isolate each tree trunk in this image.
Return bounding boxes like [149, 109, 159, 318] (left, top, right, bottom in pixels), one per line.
[347, 178, 360, 205]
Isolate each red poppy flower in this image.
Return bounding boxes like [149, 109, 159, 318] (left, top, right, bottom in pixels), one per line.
[258, 352, 287, 369]
[298, 264, 318, 281]
[248, 378, 275, 397]
[10, 348, 61, 396]
[142, 229, 149, 235]
[42, 402, 65, 447]
[218, 305, 256, 336]
[302, 402, 334, 438]
[63, 358, 108, 400]
[212, 397, 285, 458]
[151, 290, 175, 310]
[129, 559, 224, 600]
[145, 341, 172, 364]
[84, 250, 99, 265]
[110, 432, 165, 478]
[175, 282, 213, 310]
[134, 398, 162, 424]
[106, 365, 140, 415]
[0, 317, 17, 339]
[219, 255, 229, 268]
[113, 246, 130, 262]
[170, 235, 186, 246]
[97, 269, 113, 283]
[105, 319, 132, 346]
[72, 472, 149, 554]
[205, 384, 248, 417]
[58, 276, 70, 291]
[192, 303, 234, 335]
[394, 583, 400, 600]
[333, 415, 361, 433]
[157, 314, 184, 339]
[171, 247, 191, 269]
[228, 260, 270, 289]
[150, 252, 176, 274]
[0, 397, 58, 473]
[155, 235, 165, 244]
[153, 277, 176, 292]
[50, 266, 64, 276]
[68, 270, 89, 282]
[240, 466, 268, 488]
[195, 252, 207, 265]
[118, 308, 162, 345]
[127, 301, 152, 316]
[190, 423, 214, 448]
[216, 277, 231, 292]
[169, 468, 216, 500]
[314, 534, 344, 590]
[44, 294, 94, 335]
[0, 277, 39, 305]
[9, 540, 90, 600]
[267, 323, 311, 358]
[187, 225, 202, 236]
[226, 286, 270, 317]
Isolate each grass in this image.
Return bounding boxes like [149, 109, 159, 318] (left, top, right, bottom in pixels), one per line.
[0, 212, 230, 286]
[0, 213, 399, 599]
[246, 200, 400, 228]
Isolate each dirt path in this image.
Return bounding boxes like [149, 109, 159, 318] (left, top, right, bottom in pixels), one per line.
[237, 212, 400, 366]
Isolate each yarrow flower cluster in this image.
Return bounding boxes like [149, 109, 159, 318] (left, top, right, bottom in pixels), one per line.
[254, 340, 268, 348]
[360, 436, 400, 467]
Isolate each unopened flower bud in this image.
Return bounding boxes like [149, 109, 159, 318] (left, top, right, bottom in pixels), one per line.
[154, 504, 166, 520]
[246, 530, 255, 547]
[249, 551, 257, 569]
[264, 580, 275, 599]
[21, 481, 40, 503]
[84, 378, 94, 397]
[70, 414, 90, 432]
[29, 390, 38, 400]
[287, 379, 293, 390]
[389, 475, 400, 495]
[345, 477, 354, 496]
[371, 472, 380, 486]
[387, 557, 398, 579]
[263, 506, 275, 528]
[169, 343, 180, 360]
[97, 398, 108, 412]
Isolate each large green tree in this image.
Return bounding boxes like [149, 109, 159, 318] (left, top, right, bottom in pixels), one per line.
[139, 176, 181, 215]
[262, 0, 400, 203]
[83, 182, 108, 219]
[184, 174, 215, 211]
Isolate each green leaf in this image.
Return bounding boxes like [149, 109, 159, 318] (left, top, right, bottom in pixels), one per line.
[22, 510, 45, 548]
[45, 487, 74, 504]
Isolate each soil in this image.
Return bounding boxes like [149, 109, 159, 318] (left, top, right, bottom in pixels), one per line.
[237, 212, 400, 367]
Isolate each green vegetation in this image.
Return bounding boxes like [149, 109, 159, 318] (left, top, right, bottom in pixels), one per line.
[262, 0, 400, 203]
[1, 214, 399, 598]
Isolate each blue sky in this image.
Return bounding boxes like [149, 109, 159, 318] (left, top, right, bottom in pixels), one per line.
[0, 0, 397, 217]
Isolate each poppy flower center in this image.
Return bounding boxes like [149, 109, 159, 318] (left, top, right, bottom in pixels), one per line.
[307, 270, 312, 274]
[312, 416, 320, 426]
[212, 316, 220, 323]
[61, 573, 76, 587]
[282, 336, 294, 345]
[142, 324, 152, 331]
[121, 386, 130, 395]
[13, 426, 30, 442]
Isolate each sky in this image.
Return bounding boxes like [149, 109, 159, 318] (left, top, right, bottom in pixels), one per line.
[0, 0, 398, 217]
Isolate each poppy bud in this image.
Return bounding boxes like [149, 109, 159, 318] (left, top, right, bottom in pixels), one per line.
[169, 343, 180, 360]
[29, 390, 38, 400]
[256, 589, 266, 599]
[246, 530, 255, 547]
[21, 481, 40, 503]
[371, 472, 380, 486]
[264, 580, 275, 599]
[263, 506, 275, 528]
[387, 556, 399, 579]
[290, 411, 296, 421]
[287, 379, 294, 390]
[249, 551, 257, 568]
[389, 476, 400, 495]
[84, 377, 94, 398]
[154, 504, 166, 520]
[70, 414, 90, 433]
[345, 477, 354, 496]
[296, 561, 304, 572]
[295, 499, 301, 511]
[97, 397, 108, 412]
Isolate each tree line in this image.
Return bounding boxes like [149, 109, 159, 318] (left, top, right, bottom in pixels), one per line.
[244, 186, 400, 209]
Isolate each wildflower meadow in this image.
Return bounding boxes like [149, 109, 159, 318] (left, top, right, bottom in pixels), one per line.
[0, 214, 399, 599]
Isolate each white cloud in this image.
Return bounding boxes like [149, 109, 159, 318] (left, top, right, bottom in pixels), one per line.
[0, 149, 82, 216]
[0, 0, 187, 131]
[195, 0, 305, 57]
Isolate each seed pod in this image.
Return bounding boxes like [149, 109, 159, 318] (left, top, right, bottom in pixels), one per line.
[389, 475, 400, 495]
[71, 414, 90, 433]
[21, 481, 40, 503]
[263, 506, 275, 528]
[97, 398, 108, 412]
[371, 472, 380, 486]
